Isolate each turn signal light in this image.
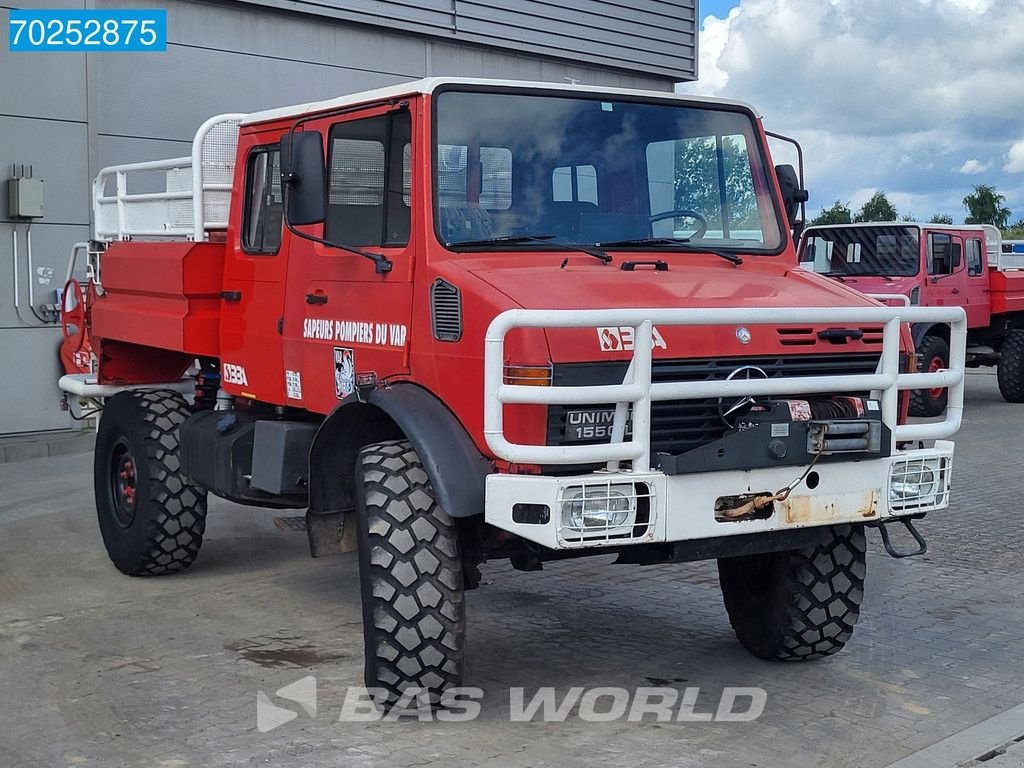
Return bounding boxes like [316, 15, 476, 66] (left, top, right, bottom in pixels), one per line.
[504, 364, 552, 386]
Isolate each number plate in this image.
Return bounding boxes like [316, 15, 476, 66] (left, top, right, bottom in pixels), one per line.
[564, 408, 630, 443]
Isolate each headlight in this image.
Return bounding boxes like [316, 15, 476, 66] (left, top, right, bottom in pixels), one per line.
[889, 459, 940, 509]
[561, 485, 634, 531]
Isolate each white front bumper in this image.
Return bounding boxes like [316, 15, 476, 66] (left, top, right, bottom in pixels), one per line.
[484, 442, 953, 550]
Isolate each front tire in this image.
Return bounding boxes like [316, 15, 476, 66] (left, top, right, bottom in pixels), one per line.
[94, 389, 207, 576]
[909, 334, 950, 417]
[718, 524, 866, 660]
[355, 440, 465, 708]
[998, 329, 1024, 403]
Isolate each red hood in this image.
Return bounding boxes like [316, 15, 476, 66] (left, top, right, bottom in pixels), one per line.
[450, 253, 891, 363]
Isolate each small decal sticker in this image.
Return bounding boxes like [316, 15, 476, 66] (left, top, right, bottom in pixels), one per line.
[222, 363, 249, 386]
[770, 422, 790, 438]
[334, 347, 355, 399]
[285, 370, 302, 400]
[597, 326, 667, 352]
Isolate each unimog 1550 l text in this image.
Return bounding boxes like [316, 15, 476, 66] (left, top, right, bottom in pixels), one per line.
[59, 79, 967, 707]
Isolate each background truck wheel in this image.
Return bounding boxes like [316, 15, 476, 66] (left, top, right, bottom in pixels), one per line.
[94, 389, 208, 576]
[718, 524, 866, 660]
[909, 335, 950, 417]
[998, 329, 1024, 403]
[355, 440, 465, 709]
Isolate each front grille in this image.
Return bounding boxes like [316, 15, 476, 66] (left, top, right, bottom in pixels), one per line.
[547, 353, 882, 459]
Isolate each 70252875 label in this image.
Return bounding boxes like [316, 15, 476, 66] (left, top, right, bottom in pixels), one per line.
[8, 9, 167, 52]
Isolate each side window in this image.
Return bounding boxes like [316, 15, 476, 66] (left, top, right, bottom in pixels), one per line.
[929, 233, 954, 275]
[326, 111, 411, 247]
[243, 147, 282, 254]
[967, 238, 983, 275]
[552, 165, 598, 205]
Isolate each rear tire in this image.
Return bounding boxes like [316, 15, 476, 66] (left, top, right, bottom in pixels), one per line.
[998, 329, 1024, 403]
[718, 524, 866, 660]
[355, 440, 465, 709]
[94, 389, 207, 576]
[909, 334, 949, 417]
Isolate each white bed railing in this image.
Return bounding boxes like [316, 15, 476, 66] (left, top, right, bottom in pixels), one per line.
[92, 113, 246, 242]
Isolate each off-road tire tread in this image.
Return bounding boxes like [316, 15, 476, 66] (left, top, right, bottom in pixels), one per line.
[909, 334, 950, 417]
[998, 329, 1024, 403]
[355, 440, 465, 707]
[95, 389, 207, 576]
[719, 524, 866, 661]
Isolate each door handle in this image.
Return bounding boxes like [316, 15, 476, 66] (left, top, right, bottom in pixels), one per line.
[221, 290, 242, 302]
[305, 293, 328, 305]
[951, 288, 960, 294]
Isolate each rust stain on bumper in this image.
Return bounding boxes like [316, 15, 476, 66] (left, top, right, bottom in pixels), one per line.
[782, 490, 879, 525]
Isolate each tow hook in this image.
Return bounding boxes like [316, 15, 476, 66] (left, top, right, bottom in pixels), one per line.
[870, 517, 928, 559]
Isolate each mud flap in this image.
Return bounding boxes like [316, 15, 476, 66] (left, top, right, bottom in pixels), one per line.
[306, 509, 357, 557]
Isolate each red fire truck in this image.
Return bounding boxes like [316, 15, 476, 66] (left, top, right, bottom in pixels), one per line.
[60, 79, 966, 708]
[798, 222, 1024, 415]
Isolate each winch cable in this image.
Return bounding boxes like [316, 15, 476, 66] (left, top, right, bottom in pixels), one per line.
[717, 445, 826, 520]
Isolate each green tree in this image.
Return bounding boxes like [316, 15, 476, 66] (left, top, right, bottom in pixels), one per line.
[853, 191, 898, 222]
[1004, 218, 1024, 239]
[810, 200, 852, 226]
[929, 213, 954, 225]
[963, 184, 1012, 228]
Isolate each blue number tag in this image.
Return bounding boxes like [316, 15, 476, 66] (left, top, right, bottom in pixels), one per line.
[8, 9, 167, 52]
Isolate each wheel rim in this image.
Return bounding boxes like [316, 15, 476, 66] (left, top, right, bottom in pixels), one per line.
[927, 355, 945, 399]
[110, 440, 138, 528]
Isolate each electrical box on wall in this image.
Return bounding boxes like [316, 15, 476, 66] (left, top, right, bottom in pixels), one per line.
[8, 176, 44, 219]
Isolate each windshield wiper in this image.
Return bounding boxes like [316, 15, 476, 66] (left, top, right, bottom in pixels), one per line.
[820, 271, 849, 282]
[447, 234, 611, 264]
[596, 237, 743, 266]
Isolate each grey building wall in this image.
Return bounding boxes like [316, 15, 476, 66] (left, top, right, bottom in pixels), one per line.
[0, 0, 696, 435]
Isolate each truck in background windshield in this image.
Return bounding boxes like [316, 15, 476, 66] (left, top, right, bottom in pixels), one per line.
[799, 222, 1024, 414]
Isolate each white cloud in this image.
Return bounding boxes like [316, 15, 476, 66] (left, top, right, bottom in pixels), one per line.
[678, 0, 1024, 220]
[1006, 140, 1024, 173]
[958, 159, 990, 175]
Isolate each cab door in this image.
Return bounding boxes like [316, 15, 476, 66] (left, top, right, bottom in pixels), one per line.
[220, 133, 288, 403]
[923, 231, 963, 309]
[961, 234, 992, 328]
[281, 107, 415, 415]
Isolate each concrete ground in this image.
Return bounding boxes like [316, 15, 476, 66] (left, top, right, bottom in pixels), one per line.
[2, 371, 1024, 767]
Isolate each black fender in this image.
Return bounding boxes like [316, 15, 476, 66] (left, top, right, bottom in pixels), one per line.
[308, 382, 492, 522]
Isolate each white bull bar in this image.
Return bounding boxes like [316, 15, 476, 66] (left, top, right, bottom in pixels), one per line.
[483, 305, 967, 470]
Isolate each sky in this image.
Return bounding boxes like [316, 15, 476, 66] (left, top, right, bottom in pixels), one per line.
[679, 0, 1024, 224]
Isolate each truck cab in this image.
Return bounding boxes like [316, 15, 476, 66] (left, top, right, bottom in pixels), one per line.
[799, 222, 1024, 414]
[63, 79, 968, 710]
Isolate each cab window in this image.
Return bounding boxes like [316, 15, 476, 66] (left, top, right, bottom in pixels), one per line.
[928, 233, 955, 275]
[242, 147, 283, 254]
[326, 111, 411, 247]
[966, 238, 983, 275]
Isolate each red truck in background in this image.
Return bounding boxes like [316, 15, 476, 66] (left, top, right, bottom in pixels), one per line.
[59, 79, 968, 709]
[799, 223, 1024, 415]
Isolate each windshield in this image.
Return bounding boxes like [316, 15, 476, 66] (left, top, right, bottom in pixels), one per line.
[432, 89, 784, 253]
[799, 226, 921, 277]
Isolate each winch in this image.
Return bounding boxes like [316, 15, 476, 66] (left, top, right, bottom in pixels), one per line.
[656, 396, 889, 475]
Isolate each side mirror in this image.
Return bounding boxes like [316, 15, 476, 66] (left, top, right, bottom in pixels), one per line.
[951, 242, 963, 270]
[280, 131, 326, 226]
[775, 164, 809, 228]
